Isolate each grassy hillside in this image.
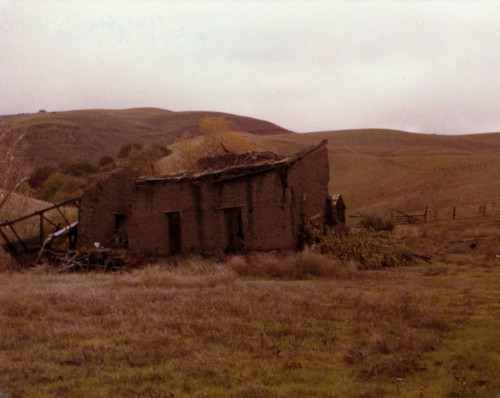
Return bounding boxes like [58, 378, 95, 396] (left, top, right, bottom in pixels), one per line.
[2, 106, 499, 222]
[0, 108, 293, 168]
[250, 129, 500, 218]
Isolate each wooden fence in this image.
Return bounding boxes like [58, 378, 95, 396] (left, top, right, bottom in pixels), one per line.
[391, 203, 499, 224]
[350, 202, 499, 226]
[391, 207, 428, 225]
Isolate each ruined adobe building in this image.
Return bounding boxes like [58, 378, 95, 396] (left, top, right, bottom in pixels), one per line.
[78, 140, 345, 256]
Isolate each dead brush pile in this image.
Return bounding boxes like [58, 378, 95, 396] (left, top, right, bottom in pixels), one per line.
[305, 224, 413, 269]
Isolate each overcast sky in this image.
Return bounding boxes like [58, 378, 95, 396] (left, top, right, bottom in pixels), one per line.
[2, 0, 500, 134]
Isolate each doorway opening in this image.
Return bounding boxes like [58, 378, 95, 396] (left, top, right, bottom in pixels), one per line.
[224, 207, 244, 253]
[113, 214, 128, 247]
[166, 211, 181, 255]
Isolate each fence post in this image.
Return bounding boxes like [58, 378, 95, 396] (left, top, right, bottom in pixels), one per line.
[424, 205, 428, 223]
[452, 207, 456, 220]
[483, 203, 486, 217]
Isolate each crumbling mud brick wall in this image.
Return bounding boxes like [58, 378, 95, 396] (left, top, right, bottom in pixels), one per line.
[78, 167, 137, 250]
[128, 167, 298, 256]
[78, 140, 337, 257]
[127, 141, 331, 257]
[287, 143, 330, 237]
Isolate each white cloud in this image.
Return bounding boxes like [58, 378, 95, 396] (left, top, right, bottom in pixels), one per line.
[0, 0, 12, 10]
[2, 1, 500, 133]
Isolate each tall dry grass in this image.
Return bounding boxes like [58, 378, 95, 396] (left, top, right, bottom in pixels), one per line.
[227, 248, 358, 279]
[397, 218, 500, 258]
[1, 259, 499, 397]
[119, 258, 237, 289]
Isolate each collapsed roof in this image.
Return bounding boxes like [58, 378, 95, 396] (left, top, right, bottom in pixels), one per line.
[136, 139, 328, 184]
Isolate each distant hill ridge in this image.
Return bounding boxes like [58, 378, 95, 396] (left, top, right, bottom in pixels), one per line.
[0, 108, 294, 168]
[2, 108, 500, 215]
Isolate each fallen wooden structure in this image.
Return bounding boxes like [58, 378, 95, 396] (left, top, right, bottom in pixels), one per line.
[41, 248, 129, 272]
[35, 221, 79, 264]
[0, 197, 80, 261]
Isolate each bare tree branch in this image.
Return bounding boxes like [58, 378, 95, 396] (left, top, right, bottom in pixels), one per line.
[0, 176, 30, 215]
[0, 121, 30, 215]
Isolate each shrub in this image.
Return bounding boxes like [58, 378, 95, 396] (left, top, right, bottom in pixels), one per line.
[118, 143, 132, 158]
[117, 143, 143, 159]
[28, 165, 57, 188]
[40, 173, 83, 202]
[98, 155, 115, 168]
[152, 144, 172, 157]
[58, 161, 97, 177]
[305, 225, 413, 270]
[359, 213, 394, 232]
[126, 143, 173, 175]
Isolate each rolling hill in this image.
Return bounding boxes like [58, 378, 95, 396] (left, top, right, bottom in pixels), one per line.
[1, 108, 499, 219]
[0, 108, 294, 168]
[251, 129, 500, 218]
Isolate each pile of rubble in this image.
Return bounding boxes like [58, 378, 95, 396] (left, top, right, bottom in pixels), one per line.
[41, 248, 130, 272]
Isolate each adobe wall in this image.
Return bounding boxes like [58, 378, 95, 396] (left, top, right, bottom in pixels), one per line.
[287, 144, 330, 238]
[78, 167, 137, 250]
[78, 142, 331, 257]
[128, 168, 297, 256]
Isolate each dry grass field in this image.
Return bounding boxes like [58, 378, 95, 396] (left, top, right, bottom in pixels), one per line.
[1, 250, 499, 397]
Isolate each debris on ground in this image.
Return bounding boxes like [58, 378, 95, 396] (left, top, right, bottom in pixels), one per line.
[40, 248, 130, 272]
